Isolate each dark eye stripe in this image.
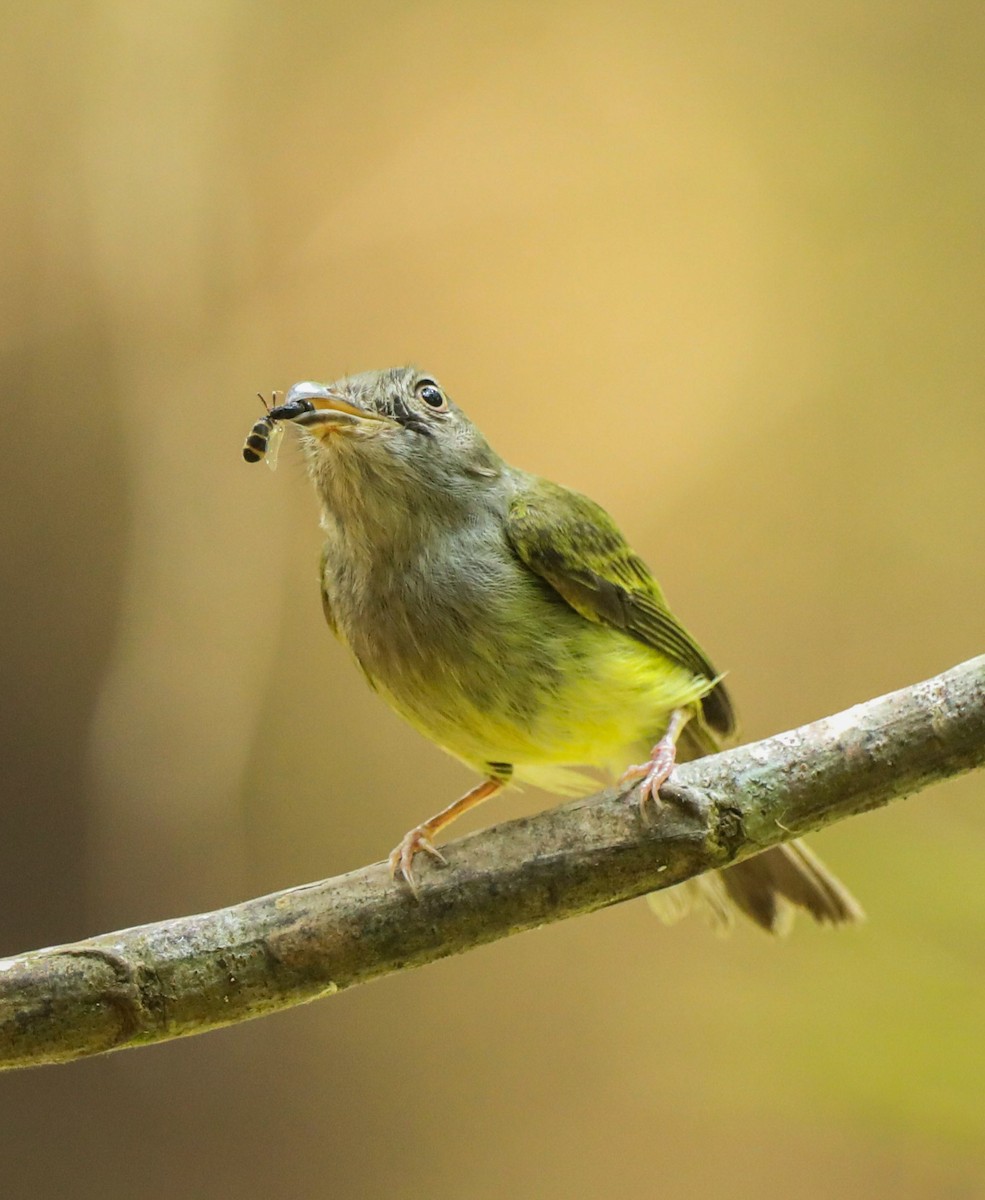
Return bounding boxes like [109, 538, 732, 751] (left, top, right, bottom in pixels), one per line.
[389, 390, 434, 436]
[401, 416, 434, 436]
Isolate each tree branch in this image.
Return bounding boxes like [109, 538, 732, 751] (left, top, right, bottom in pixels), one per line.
[2, 656, 983, 1071]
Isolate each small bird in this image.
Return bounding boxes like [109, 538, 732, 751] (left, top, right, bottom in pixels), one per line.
[249, 368, 862, 933]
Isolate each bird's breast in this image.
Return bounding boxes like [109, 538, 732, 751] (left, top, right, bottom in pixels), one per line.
[324, 522, 553, 702]
[319, 521, 709, 780]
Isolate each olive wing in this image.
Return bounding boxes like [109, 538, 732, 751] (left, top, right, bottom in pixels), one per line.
[505, 477, 735, 738]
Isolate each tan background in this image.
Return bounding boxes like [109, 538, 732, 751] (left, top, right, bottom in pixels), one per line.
[2, 3, 984, 1198]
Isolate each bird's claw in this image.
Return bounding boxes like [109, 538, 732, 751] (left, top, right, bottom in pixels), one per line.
[620, 741, 678, 819]
[388, 825, 447, 895]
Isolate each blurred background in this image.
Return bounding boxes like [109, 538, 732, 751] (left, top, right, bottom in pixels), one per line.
[2, 2, 983, 1197]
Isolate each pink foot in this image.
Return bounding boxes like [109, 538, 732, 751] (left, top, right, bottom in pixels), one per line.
[620, 738, 678, 817]
[619, 709, 690, 817]
[387, 825, 447, 894]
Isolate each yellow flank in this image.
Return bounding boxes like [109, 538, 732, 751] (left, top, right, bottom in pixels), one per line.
[373, 621, 713, 794]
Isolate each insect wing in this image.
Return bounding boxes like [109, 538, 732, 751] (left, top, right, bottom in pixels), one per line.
[264, 420, 285, 471]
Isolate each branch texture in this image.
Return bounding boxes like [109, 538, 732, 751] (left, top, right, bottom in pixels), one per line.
[2, 656, 983, 1071]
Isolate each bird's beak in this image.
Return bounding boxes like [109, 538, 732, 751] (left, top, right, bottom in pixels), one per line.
[281, 382, 394, 437]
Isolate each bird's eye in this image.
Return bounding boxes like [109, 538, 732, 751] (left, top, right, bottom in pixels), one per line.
[415, 381, 447, 411]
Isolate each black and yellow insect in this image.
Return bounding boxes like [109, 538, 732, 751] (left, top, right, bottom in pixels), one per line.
[243, 392, 315, 465]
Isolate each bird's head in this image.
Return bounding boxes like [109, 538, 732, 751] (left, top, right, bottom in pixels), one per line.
[275, 367, 504, 529]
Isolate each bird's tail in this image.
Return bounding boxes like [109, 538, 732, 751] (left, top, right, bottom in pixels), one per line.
[646, 718, 865, 935]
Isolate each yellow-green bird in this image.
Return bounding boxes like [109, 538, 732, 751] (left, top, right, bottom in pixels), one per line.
[246, 367, 862, 933]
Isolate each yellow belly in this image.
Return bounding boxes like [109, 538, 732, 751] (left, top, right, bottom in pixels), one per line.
[373, 621, 713, 795]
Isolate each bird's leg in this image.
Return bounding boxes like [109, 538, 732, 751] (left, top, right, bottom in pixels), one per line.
[619, 708, 691, 817]
[388, 776, 505, 894]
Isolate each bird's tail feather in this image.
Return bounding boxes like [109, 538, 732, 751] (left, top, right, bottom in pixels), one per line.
[648, 839, 865, 935]
[648, 711, 864, 934]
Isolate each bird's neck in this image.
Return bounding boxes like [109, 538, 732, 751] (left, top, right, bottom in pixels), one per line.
[310, 447, 506, 567]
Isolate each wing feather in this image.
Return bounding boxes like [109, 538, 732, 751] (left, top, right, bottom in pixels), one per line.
[506, 477, 735, 738]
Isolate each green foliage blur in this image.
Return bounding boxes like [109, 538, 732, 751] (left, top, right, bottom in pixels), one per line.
[1, 4, 983, 1198]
